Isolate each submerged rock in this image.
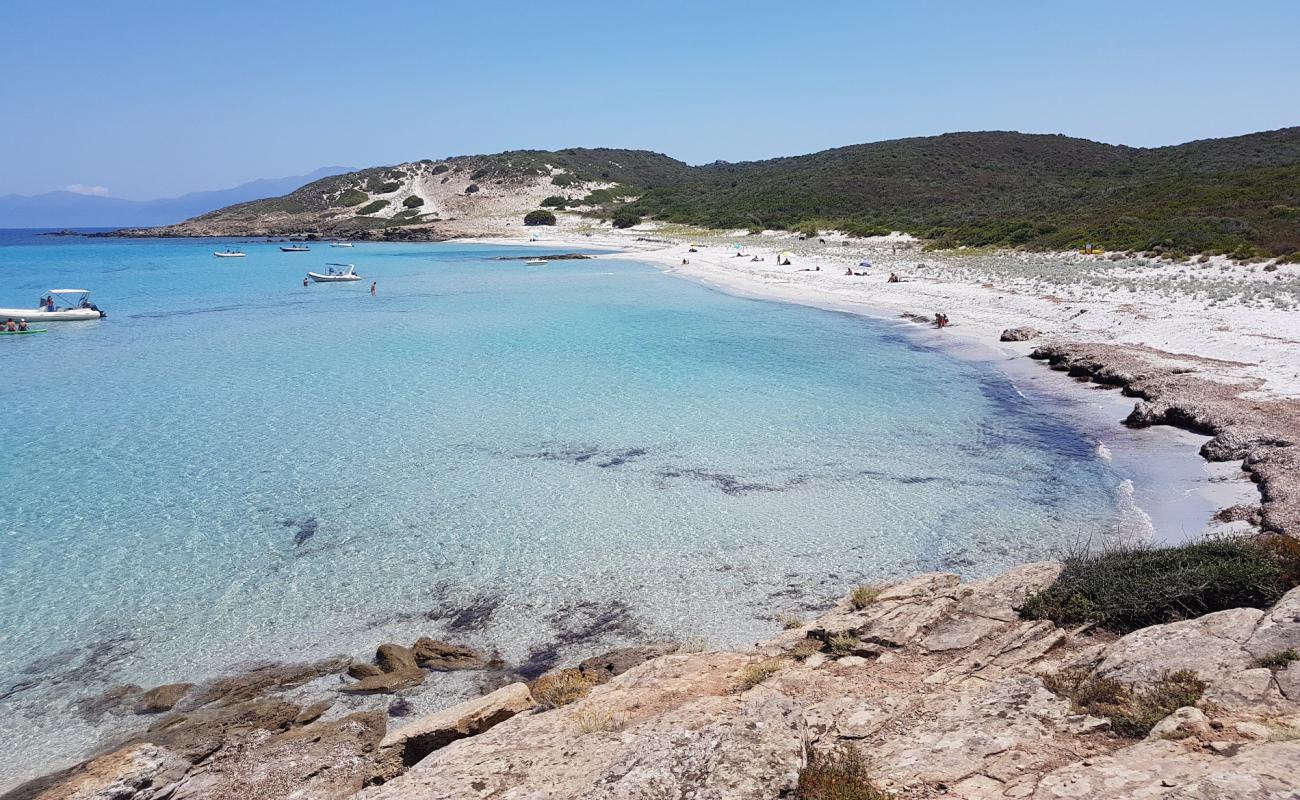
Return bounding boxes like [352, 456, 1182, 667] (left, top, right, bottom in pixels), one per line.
[410, 638, 487, 671]
[133, 683, 192, 715]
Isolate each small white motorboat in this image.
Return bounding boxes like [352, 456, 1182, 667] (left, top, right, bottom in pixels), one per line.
[280, 244, 311, 252]
[214, 249, 246, 258]
[329, 241, 354, 248]
[525, 258, 549, 266]
[307, 264, 362, 282]
[0, 289, 106, 321]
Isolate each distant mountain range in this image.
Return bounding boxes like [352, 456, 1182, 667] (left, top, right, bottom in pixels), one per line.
[0, 167, 354, 228]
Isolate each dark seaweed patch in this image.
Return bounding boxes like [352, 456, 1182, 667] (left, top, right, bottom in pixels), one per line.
[524, 444, 650, 468]
[1, 631, 140, 703]
[277, 516, 320, 547]
[657, 468, 806, 495]
[427, 594, 501, 632]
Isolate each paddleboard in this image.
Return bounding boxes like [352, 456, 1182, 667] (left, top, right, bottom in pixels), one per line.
[0, 329, 47, 335]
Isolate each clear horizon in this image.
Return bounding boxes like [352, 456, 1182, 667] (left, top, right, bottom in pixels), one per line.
[3, 0, 1298, 200]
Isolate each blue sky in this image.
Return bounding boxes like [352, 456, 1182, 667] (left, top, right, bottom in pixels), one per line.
[2, 0, 1297, 199]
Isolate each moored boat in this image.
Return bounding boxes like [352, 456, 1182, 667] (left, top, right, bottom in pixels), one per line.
[214, 249, 246, 258]
[307, 264, 361, 282]
[280, 245, 311, 252]
[525, 258, 549, 265]
[329, 241, 354, 248]
[0, 289, 106, 321]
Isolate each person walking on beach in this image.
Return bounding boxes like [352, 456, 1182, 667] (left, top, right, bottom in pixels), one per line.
[370, 281, 377, 296]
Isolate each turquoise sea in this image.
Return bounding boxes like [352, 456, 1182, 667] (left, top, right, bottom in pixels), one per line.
[0, 230, 1193, 785]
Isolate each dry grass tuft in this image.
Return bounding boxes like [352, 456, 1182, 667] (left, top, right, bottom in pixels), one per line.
[828, 632, 861, 657]
[735, 659, 784, 691]
[849, 585, 882, 610]
[572, 708, 627, 734]
[788, 639, 825, 661]
[1042, 667, 1207, 737]
[1253, 649, 1299, 671]
[797, 747, 893, 799]
[532, 669, 595, 710]
[777, 612, 808, 630]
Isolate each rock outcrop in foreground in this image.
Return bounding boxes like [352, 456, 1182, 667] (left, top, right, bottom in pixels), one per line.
[12, 564, 1300, 800]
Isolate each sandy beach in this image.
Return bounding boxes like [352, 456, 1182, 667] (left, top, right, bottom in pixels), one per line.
[468, 226, 1300, 400]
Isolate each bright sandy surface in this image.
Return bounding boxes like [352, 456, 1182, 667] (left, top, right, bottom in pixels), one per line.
[468, 225, 1300, 400]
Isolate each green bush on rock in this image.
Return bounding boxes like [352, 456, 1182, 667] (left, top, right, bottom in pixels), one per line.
[1020, 539, 1287, 632]
[524, 209, 557, 226]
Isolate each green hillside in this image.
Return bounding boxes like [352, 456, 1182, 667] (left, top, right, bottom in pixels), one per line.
[620, 129, 1300, 257]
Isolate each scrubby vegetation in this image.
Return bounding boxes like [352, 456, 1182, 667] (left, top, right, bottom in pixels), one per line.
[611, 211, 641, 228]
[850, 585, 881, 610]
[1020, 539, 1289, 633]
[735, 660, 783, 691]
[1253, 649, 1299, 670]
[828, 632, 860, 657]
[541, 195, 568, 208]
[373, 181, 401, 194]
[797, 747, 893, 800]
[465, 183, 480, 194]
[532, 669, 593, 709]
[524, 209, 557, 226]
[337, 189, 369, 207]
[1042, 668, 1207, 737]
[356, 199, 390, 215]
[572, 708, 626, 734]
[776, 612, 807, 630]
[624, 129, 1300, 255]
[402, 195, 425, 208]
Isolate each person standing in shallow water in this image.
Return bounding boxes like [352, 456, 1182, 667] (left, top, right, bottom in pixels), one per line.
[370, 281, 377, 296]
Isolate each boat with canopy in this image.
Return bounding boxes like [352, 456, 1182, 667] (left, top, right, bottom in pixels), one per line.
[0, 289, 106, 321]
[306, 264, 362, 282]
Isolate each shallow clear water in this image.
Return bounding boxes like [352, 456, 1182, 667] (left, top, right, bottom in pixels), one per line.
[1, 232, 1146, 784]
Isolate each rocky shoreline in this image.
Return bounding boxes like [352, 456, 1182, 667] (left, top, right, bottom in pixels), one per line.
[1029, 342, 1299, 537]
[7, 560, 1298, 800]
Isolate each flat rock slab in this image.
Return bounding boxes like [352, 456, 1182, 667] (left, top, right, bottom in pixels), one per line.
[1032, 739, 1300, 799]
[378, 682, 535, 770]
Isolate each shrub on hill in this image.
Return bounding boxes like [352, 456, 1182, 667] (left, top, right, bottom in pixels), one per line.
[356, 199, 390, 215]
[465, 184, 480, 194]
[611, 211, 641, 229]
[431, 164, 450, 175]
[402, 196, 425, 208]
[524, 209, 557, 226]
[551, 173, 579, 187]
[541, 196, 568, 208]
[373, 181, 401, 194]
[338, 189, 370, 207]
[1020, 538, 1288, 633]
